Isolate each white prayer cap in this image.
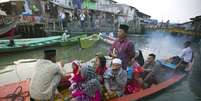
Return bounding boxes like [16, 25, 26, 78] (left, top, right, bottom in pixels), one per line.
[112, 58, 122, 65]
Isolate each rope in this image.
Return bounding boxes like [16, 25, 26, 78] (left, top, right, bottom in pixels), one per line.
[0, 86, 29, 101]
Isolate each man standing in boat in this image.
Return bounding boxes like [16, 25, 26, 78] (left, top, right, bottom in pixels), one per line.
[109, 24, 135, 69]
[30, 49, 65, 101]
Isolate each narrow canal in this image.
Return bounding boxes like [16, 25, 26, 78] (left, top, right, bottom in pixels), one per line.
[0, 31, 200, 101]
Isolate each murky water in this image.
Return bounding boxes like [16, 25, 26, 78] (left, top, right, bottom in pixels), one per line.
[0, 32, 200, 101]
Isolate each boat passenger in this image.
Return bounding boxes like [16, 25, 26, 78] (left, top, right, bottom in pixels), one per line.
[95, 52, 107, 84]
[70, 65, 101, 101]
[30, 49, 65, 101]
[142, 53, 160, 88]
[109, 24, 135, 69]
[61, 60, 82, 90]
[135, 50, 145, 66]
[169, 41, 193, 71]
[71, 60, 82, 83]
[104, 58, 127, 97]
[125, 52, 144, 94]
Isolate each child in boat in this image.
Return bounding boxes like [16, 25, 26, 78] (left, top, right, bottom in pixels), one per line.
[68, 60, 82, 91]
[71, 60, 82, 83]
[95, 52, 107, 84]
[70, 65, 102, 101]
[103, 58, 127, 98]
[125, 51, 144, 94]
[59, 60, 82, 92]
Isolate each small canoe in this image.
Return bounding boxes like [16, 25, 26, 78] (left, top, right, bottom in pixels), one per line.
[60, 34, 87, 46]
[0, 36, 61, 54]
[79, 34, 100, 49]
[0, 34, 87, 54]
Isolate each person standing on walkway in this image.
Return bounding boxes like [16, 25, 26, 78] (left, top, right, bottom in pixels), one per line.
[80, 11, 85, 29]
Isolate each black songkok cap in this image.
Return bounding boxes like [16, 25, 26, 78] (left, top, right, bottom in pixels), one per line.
[119, 24, 129, 32]
[44, 49, 56, 56]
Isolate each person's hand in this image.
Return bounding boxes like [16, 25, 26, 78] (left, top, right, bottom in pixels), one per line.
[111, 53, 117, 58]
[111, 48, 118, 58]
[56, 92, 64, 99]
[107, 89, 113, 95]
[59, 60, 64, 68]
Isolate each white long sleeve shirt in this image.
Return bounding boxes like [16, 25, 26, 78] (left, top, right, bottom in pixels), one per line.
[30, 59, 65, 100]
[179, 47, 193, 63]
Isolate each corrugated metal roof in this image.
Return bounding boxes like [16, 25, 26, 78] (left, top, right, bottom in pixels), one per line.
[0, 0, 23, 4]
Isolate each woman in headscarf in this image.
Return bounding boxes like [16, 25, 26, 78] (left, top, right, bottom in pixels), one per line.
[71, 65, 102, 101]
[59, 60, 82, 89]
[71, 60, 82, 83]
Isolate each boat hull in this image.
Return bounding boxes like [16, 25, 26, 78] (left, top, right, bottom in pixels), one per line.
[79, 34, 100, 49]
[0, 21, 16, 37]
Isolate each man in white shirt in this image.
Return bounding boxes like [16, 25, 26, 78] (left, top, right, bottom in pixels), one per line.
[176, 41, 193, 71]
[30, 49, 65, 101]
[59, 11, 66, 29]
[80, 12, 85, 28]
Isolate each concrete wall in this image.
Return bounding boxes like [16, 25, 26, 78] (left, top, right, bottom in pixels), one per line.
[50, 0, 73, 9]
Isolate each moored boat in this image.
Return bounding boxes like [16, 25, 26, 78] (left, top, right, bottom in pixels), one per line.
[79, 34, 100, 49]
[0, 36, 62, 54]
[0, 10, 16, 37]
[60, 34, 87, 46]
[0, 34, 88, 54]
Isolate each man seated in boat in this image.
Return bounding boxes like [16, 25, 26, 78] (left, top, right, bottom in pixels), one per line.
[109, 24, 135, 70]
[103, 58, 127, 98]
[167, 41, 193, 72]
[142, 53, 161, 88]
[29, 49, 66, 101]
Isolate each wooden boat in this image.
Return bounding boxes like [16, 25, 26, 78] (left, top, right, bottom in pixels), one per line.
[0, 34, 88, 54]
[79, 34, 100, 49]
[0, 36, 61, 54]
[0, 10, 16, 37]
[111, 59, 187, 101]
[60, 34, 87, 46]
[0, 80, 30, 101]
[98, 37, 187, 100]
[0, 56, 187, 101]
